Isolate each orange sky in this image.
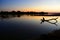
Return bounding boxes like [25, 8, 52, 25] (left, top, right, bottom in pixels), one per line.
[1, 0, 60, 12]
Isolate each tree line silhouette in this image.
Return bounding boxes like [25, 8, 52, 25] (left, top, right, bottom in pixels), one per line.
[1, 11, 60, 16]
[0, 11, 48, 16]
[0, 11, 49, 19]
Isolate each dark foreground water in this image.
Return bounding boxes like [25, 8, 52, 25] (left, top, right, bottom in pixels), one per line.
[0, 15, 60, 40]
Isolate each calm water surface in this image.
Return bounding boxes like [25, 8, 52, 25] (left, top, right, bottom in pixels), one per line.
[0, 15, 60, 40]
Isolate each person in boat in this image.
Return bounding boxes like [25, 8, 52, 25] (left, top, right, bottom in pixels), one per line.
[40, 17, 58, 26]
[41, 17, 49, 22]
[41, 17, 58, 22]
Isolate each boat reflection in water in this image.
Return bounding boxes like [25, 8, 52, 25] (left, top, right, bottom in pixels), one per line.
[0, 14, 60, 40]
[40, 17, 58, 26]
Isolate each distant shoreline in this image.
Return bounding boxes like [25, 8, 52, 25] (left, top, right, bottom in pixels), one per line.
[0, 11, 60, 16]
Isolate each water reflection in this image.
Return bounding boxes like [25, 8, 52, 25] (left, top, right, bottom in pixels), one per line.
[40, 17, 58, 26]
[0, 14, 60, 40]
[0, 14, 21, 19]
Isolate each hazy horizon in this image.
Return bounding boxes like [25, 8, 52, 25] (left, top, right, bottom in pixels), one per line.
[0, 0, 60, 12]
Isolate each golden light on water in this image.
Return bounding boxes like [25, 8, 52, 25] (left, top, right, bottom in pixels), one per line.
[20, 15, 60, 22]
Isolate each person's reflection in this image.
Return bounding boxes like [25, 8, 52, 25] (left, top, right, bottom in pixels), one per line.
[40, 17, 58, 26]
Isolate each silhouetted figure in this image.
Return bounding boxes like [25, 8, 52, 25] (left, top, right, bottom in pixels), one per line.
[41, 17, 44, 22]
[40, 17, 58, 26]
[41, 17, 49, 24]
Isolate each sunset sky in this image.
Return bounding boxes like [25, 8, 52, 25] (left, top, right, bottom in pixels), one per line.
[0, 0, 60, 12]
